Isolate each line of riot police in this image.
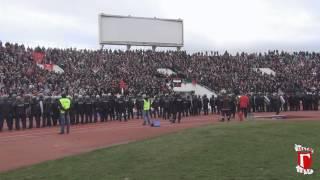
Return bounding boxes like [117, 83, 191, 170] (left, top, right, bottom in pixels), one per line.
[2, 92, 317, 131]
[208, 92, 320, 117]
[0, 93, 204, 131]
[247, 92, 319, 113]
[0, 95, 62, 131]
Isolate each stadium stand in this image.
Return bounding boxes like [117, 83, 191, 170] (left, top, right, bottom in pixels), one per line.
[1, 41, 319, 96]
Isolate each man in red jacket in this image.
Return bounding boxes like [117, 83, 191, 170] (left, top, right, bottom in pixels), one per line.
[239, 94, 249, 119]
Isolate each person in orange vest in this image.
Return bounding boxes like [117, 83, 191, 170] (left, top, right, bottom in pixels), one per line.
[239, 93, 250, 119]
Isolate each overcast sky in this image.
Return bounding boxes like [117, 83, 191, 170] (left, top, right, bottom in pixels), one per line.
[1, 0, 320, 52]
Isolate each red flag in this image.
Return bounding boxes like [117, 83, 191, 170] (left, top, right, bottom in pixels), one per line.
[32, 52, 45, 64]
[26, 67, 34, 76]
[119, 80, 128, 89]
[192, 79, 197, 86]
[44, 64, 53, 71]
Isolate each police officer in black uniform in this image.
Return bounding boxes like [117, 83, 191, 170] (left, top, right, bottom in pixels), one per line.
[170, 95, 176, 119]
[159, 95, 164, 118]
[48, 96, 58, 127]
[210, 95, 216, 114]
[182, 96, 188, 117]
[190, 95, 196, 116]
[169, 94, 176, 119]
[0, 95, 14, 131]
[30, 96, 42, 128]
[221, 93, 231, 122]
[43, 96, 52, 127]
[266, 93, 272, 112]
[162, 95, 170, 120]
[192, 96, 197, 116]
[197, 95, 203, 115]
[295, 93, 301, 111]
[24, 95, 32, 128]
[0, 96, 5, 131]
[117, 96, 127, 121]
[98, 95, 105, 122]
[250, 94, 256, 113]
[93, 95, 101, 123]
[136, 96, 143, 119]
[114, 96, 120, 120]
[271, 93, 281, 115]
[151, 96, 160, 118]
[101, 94, 109, 121]
[104, 94, 111, 121]
[288, 94, 294, 111]
[202, 95, 209, 115]
[14, 96, 27, 130]
[312, 92, 319, 111]
[256, 93, 264, 112]
[216, 94, 223, 114]
[124, 96, 129, 120]
[77, 95, 85, 123]
[181, 96, 187, 117]
[84, 95, 93, 123]
[304, 92, 312, 110]
[303, 93, 308, 111]
[72, 95, 79, 124]
[98, 94, 105, 122]
[51, 97, 60, 126]
[176, 94, 183, 123]
[69, 95, 76, 125]
[230, 94, 237, 119]
[283, 94, 288, 111]
[109, 94, 116, 121]
[126, 96, 134, 120]
[195, 95, 201, 115]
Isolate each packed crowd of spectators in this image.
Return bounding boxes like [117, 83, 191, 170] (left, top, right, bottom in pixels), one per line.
[1, 41, 320, 97]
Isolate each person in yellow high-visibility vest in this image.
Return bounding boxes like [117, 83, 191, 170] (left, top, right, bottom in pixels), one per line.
[142, 95, 151, 126]
[58, 94, 72, 134]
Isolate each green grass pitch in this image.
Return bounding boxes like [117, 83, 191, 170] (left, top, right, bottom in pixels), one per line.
[1, 120, 319, 180]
